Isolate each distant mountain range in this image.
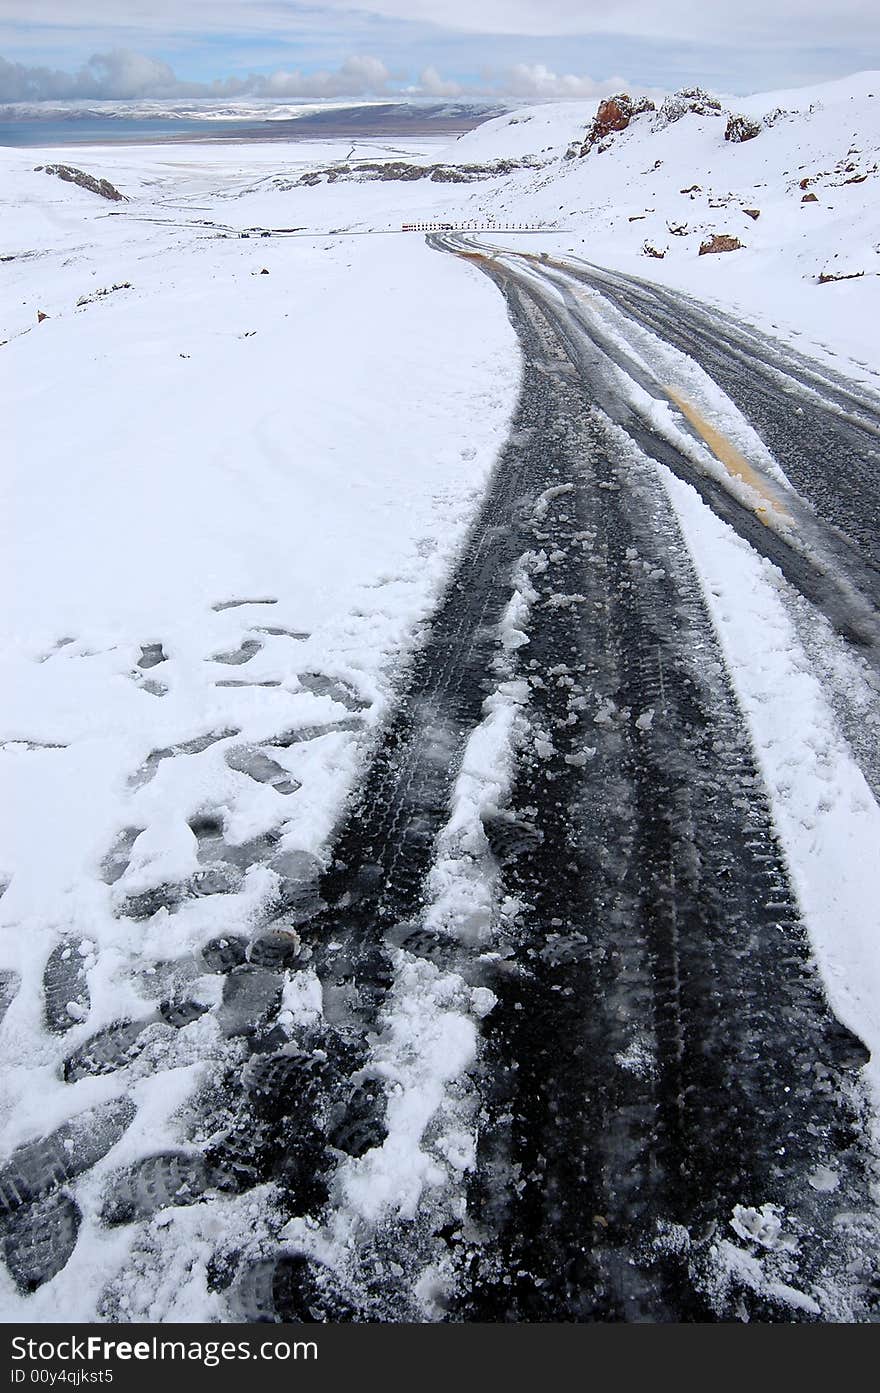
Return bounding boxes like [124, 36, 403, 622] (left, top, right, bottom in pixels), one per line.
[0, 98, 509, 137]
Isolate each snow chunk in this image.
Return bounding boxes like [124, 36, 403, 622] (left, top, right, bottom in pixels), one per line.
[635, 706, 655, 732]
[730, 1202, 783, 1249]
[470, 986, 497, 1018]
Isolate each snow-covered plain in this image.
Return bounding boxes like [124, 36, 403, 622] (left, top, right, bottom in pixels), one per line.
[2, 69, 879, 1319]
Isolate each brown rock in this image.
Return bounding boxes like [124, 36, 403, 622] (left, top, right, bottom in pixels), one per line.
[642, 242, 666, 259]
[743, 208, 761, 219]
[698, 234, 744, 255]
[802, 192, 819, 202]
[579, 92, 655, 154]
[260, 268, 269, 274]
[37, 311, 49, 323]
[595, 96, 633, 137]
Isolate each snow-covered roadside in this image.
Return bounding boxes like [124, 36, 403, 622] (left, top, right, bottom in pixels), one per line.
[655, 465, 880, 1143]
[0, 143, 520, 1317]
[0, 154, 519, 897]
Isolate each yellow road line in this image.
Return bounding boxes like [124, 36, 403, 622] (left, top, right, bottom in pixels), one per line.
[664, 387, 792, 524]
[453, 246, 791, 528]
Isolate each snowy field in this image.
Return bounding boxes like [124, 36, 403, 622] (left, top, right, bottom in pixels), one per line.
[1, 133, 522, 1318]
[2, 71, 879, 1320]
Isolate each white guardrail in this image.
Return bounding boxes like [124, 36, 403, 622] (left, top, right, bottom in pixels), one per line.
[401, 222, 545, 232]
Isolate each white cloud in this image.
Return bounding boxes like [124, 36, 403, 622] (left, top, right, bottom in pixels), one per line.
[0, 44, 642, 105]
[0, 50, 180, 101]
[500, 63, 628, 99]
[417, 65, 463, 98]
[77, 49, 180, 98]
[0, 48, 392, 102]
[259, 53, 390, 97]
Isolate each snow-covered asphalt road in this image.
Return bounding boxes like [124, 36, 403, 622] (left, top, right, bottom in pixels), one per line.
[449, 239, 880, 672]
[415, 238, 880, 1319]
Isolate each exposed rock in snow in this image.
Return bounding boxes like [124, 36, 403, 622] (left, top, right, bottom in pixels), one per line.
[699, 233, 745, 254]
[34, 164, 125, 201]
[567, 92, 656, 157]
[725, 113, 762, 143]
[654, 87, 723, 130]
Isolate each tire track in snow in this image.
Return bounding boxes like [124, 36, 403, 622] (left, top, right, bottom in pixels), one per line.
[434, 246, 878, 1322]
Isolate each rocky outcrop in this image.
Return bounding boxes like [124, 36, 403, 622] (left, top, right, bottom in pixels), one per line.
[567, 93, 656, 157]
[292, 157, 536, 188]
[725, 113, 762, 143]
[595, 95, 637, 137]
[654, 88, 722, 130]
[699, 234, 744, 255]
[762, 107, 790, 129]
[34, 164, 125, 201]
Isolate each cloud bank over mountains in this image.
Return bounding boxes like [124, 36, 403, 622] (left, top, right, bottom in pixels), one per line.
[0, 48, 629, 105]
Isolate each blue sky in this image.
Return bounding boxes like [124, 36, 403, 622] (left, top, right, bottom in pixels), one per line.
[1, 1, 878, 103]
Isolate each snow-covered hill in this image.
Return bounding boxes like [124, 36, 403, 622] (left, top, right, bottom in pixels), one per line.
[448, 71, 880, 366]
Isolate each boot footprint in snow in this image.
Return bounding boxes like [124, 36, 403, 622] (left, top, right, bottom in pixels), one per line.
[63, 1019, 163, 1082]
[1, 1191, 81, 1292]
[0, 1099, 135, 1214]
[231, 1253, 358, 1322]
[43, 941, 91, 1034]
[63, 998, 209, 1081]
[327, 1082, 386, 1158]
[102, 1152, 221, 1224]
[0, 970, 19, 1027]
